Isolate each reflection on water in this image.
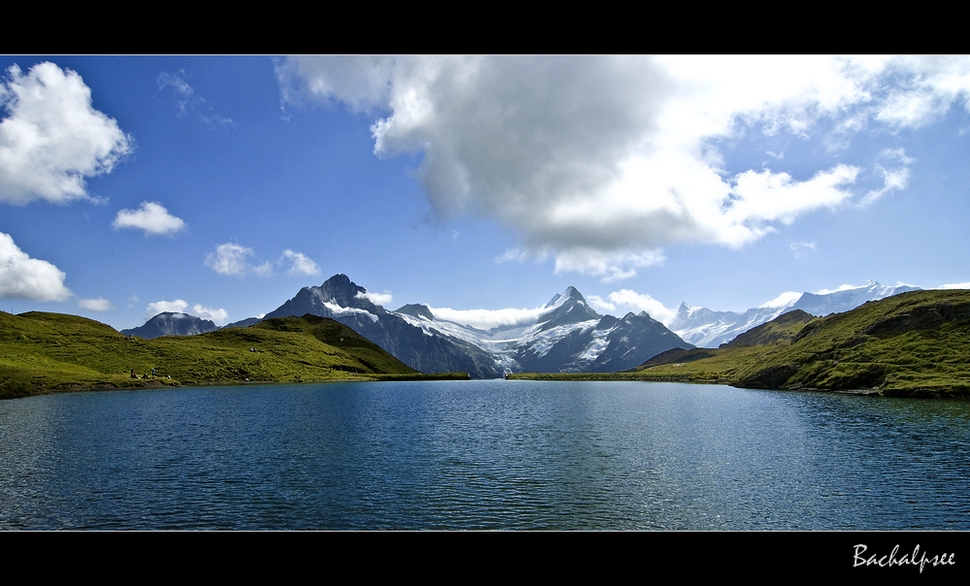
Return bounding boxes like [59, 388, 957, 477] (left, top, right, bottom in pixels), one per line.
[1, 380, 968, 530]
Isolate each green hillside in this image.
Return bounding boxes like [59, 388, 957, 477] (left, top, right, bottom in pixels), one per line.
[0, 312, 464, 399]
[512, 290, 970, 397]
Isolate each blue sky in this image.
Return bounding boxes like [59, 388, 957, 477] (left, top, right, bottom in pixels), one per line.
[2, 55, 969, 330]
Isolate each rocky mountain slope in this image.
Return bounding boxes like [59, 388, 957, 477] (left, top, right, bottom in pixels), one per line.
[394, 285, 691, 374]
[121, 312, 217, 339]
[252, 275, 691, 377]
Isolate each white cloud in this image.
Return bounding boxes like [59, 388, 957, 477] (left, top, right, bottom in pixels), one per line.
[191, 304, 228, 325]
[788, 240, 817, 258]
[207, 243, 322, 279]
[941, 282, 970, 290]
[429, 305, 553, 331]
[356, 290, 392, 306]
[157, 70, 232, 127]
[606, 289, 676, 324]
[0, 62, 133, 205]
[554, 249, 666, 282]
[113, 201, 186, 236]
[145, 298, 228, 325]
[205, 242, 273, 277]
[206, 243, 251, 276]
[280, 56, 970, 280]
[586, 294, 616, 313]
[759, 291, 802, 309]
[79, 297, 113, 311]
[0, 232, 72, 301]
[815, 283, 864, 295]
[277, 56, 395, 114]
[280, 249, 320, 277]
[862, 148, 915, 206]
[145, 299, 188, 318]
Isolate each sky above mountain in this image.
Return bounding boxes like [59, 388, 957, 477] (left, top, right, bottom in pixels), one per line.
[2, 55, 969, 330]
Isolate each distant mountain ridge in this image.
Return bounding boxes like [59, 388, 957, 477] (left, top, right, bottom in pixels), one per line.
[121, 312, 217, 339]
[241, 274, 689, 377]
[390, 282, 691, 375]
[261, 274, 503, 378]
[122, 276, 925, 377]
[669, 281, 920, 347]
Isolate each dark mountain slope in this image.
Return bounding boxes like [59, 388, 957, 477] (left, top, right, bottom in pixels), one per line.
[121, 312, 217, 339]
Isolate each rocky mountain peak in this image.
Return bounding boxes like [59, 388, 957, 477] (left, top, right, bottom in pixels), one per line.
[395, 304, 435, 320]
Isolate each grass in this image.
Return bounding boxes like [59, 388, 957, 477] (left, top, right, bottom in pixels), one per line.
[0, 312, 467, 400]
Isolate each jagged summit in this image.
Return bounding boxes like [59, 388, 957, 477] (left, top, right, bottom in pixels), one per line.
[544, 286, 584, 308]
[537, 286, 601, 331]
[264, 274, 385, 321]
[395, 303, 435, 320]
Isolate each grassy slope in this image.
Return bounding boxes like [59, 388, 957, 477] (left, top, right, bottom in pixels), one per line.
[0, 312, 465, 399]
[510, 291, 970, 397]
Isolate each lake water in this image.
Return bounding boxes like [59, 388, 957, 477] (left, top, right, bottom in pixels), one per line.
[1, 379, 968, 530]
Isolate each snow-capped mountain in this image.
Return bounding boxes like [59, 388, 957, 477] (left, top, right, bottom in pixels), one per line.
[393, 284, 691, 375]
[262, 274, 502, 379]
[122, 275, 923, 374]
[669, 280, 920, 347]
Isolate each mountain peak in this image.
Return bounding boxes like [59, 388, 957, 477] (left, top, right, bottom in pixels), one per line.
[545, 286, 584, 308]
[121, 312, 217, 339]
[537, 285, 600, 330]
[563, 286, 584, 301]
[321, 273, 355, 290]
[316, 274, 374, 308]
[395, 303, 435, 320]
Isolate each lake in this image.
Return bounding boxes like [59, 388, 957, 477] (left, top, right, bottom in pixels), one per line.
[1, 379, 968, 530]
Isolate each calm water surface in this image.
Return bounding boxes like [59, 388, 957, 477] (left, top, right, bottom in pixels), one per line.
[1, 380, 968, 530]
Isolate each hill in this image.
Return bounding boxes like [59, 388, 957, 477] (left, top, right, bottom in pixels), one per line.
[0, 311, 463, 400]
[513, 290, 970, 397]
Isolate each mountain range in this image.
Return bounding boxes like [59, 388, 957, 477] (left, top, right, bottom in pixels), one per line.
[668, 281, 920, 347]
[123, 275, 921, 378]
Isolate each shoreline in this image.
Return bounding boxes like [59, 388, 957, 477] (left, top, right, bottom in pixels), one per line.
[0, 371, 471, 401]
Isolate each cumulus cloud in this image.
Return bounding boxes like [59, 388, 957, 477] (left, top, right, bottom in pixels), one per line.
[191, 304, 228, 325]
[279, 55, 970, 281]
[0, 232, 72, 301]
[146, 299, 188, 318]
[145, 299, 228, 325]
[205, 242, 272, 277]
[280, 249, 320, 277]
[0, 62, 133, 205]
[113, 201, 186, 236]
[605, 289, 676, 324]
[79, 297, 113, 311]
[356, 290, 393, 306]
[586, 294, 616, 313]
[206, 244, 326, 278]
